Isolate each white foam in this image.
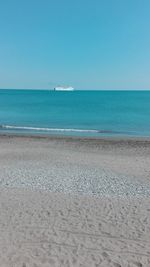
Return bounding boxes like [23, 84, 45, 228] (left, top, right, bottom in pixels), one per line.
[2, 125, 99, 133]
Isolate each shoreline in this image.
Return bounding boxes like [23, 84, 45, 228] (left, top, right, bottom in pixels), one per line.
[1, 132, 150, 143]
[0, 133, 150, 195]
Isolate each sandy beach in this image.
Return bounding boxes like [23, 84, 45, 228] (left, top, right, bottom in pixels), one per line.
[0, 135, 150, 266]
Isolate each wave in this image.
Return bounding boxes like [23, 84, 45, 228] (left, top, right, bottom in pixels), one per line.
[0, 124, 124, 135]
[0, 125, 100, 133]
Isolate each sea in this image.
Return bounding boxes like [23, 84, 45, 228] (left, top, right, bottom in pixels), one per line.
[0, 89, 150, 138]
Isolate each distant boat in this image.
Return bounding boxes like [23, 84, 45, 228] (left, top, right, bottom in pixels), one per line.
[54, 86, 74, 91]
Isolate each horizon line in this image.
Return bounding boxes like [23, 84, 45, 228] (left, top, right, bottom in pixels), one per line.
[0, 88, 150, 91]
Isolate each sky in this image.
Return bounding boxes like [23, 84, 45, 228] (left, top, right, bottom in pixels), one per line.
[0, 0, 150, 90]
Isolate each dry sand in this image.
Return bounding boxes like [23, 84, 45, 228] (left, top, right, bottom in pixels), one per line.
[0, 135, 150, 266]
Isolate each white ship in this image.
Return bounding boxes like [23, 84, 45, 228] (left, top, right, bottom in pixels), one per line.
[54, 86, 74, 91]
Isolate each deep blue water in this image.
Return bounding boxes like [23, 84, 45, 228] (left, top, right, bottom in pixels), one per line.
[0, 89, 150, 137]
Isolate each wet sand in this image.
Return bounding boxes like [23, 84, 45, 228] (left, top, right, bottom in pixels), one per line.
[0, 135, 150, 266]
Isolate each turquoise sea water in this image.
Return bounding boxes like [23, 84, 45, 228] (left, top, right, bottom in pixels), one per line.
[0, 89, 150, 137]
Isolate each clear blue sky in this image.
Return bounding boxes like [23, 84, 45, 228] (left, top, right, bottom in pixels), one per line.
[0, 0, 150, 89]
